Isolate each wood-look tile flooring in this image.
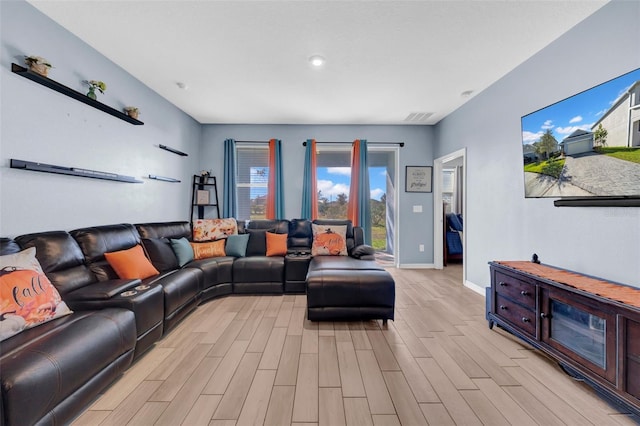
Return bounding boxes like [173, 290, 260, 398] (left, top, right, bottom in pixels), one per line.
[72, 265, 639, 425]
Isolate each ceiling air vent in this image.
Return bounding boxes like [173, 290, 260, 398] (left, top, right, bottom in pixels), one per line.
[404, 112, 433, 123]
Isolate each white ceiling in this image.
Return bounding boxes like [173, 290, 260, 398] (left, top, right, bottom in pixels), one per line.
[28, 0, 608, 125]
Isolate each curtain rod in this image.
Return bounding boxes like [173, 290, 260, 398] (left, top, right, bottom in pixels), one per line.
[302, 141, 404, 147]
[234, 140, 405, 147]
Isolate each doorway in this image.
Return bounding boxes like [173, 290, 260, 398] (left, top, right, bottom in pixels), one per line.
[315, 145, 399, 267]
[433, 149, 466, 280]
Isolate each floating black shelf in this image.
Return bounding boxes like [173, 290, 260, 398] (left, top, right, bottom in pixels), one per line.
[149, 175, 181, 183]
[11, 159, 143, 183]
[11, 63, 144, 125]
[159, 144, 188, 156]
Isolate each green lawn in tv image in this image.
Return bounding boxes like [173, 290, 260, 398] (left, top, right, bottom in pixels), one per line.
[521, 67, 640, 198]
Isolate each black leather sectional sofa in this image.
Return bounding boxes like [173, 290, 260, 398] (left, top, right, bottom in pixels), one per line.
[0, 218, 394, 426]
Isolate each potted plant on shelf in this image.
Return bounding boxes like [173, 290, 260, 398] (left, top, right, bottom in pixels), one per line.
[24, 55, 52, 77]
[123, 106, 140, 119]
[199, 170, 211, 184]
[84, 80, 107, 100]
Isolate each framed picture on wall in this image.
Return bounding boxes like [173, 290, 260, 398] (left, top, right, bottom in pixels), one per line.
[405, 166, 432, 193]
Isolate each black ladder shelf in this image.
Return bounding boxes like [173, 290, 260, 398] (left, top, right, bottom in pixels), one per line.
[190, 175, 220, 221]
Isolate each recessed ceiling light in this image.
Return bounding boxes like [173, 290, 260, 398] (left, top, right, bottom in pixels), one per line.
[461, 90, 474, 98]
[309, 55, 326, 67]
[176, 82, 189, 90]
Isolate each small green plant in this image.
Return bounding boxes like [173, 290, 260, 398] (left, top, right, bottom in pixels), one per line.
[541, 159, 564, 179]
[84, 80, 107, 100]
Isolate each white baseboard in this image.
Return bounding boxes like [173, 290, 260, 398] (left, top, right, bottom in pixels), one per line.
[397, 263, 435, 269]
[465, 279, 486, 296]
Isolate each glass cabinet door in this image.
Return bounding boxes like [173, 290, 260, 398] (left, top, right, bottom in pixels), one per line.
[541, 289, 616, 383]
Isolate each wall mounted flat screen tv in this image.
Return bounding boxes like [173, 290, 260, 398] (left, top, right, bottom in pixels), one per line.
[521, 67, 640, 206]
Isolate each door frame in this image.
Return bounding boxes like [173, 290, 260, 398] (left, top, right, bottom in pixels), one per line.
[433, 148, 466, 280]
[376, 145, 400, 267]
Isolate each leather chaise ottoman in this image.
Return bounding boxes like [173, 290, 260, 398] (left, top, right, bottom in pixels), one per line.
[306, 267, 395, 323]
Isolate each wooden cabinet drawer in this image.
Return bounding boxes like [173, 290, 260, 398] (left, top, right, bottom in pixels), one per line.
[494, 271, 536, 309]
[495, 294, 536, 336]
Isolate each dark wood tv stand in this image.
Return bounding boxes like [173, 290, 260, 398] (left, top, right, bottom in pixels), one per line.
[487, 260, 640, 417]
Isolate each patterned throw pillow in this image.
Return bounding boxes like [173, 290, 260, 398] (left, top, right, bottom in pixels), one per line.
[311, 224, 348, 256]
[190, 240, 226, 260]
[0, 247, 73, 341]
[192, 218, 238, 242]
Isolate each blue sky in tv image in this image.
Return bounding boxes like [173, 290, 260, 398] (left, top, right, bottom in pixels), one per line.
[521, 67, 640, 144]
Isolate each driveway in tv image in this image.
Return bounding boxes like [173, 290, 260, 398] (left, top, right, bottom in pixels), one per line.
[525, 153, 640, 197]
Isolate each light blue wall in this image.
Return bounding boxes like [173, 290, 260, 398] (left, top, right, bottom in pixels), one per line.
[1, 0, 202, 236]
[201, 124, 435, 265]
[435, 0, 640, 288]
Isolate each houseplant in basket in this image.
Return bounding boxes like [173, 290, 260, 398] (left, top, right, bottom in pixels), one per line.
[123, 106, 140, 119]
[24, 55, 52, 77]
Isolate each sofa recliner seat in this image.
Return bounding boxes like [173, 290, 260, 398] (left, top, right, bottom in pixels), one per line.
[14, 230, 164, 358]
[233, 256, 285, 294]
[135, 222, 234, 302]
[71, 223, 200, 335]
[1, 234, 137, 426]
[0, 308, 136, 426]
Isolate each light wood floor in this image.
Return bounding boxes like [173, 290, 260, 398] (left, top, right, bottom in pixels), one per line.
[72, 265, 640, 425]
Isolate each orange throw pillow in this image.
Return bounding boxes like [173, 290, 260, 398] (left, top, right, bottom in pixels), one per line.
[104, 245, 159, 280]
[190, 240, 226, 260]
[266, 232, 288, 257]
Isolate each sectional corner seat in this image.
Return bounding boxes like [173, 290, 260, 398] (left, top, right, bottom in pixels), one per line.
[0, 218, 395, 426]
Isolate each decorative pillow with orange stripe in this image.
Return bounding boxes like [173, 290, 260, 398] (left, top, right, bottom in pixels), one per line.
[190, 240, 226, 259]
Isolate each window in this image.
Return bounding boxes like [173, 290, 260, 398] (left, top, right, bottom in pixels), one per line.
[442, 168, 456, 213]
[236, 144, 269, 220]
[316, 147, 351, 219]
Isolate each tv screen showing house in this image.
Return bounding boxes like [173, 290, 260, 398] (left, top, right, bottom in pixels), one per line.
[521, 67, 640, 198]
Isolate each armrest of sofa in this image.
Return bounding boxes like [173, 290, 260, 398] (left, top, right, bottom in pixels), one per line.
[64, 279, 141, 301]
[350, 244, 376, 260]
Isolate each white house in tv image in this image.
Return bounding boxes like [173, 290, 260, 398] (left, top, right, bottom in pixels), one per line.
[560, 129, 594, 156]
[592, 80, 640, 148]
[558, 80, 640, 156]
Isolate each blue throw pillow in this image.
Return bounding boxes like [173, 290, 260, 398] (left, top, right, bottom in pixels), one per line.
[170, 237, 194, 267]
[225, 234, 249, 257]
